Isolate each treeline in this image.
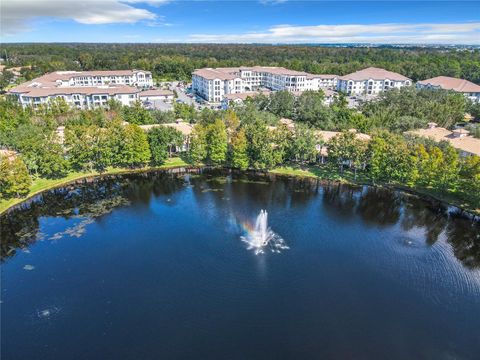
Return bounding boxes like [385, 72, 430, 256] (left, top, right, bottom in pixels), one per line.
[2, 43, 480, 83]
[1, 99, 479, 211]
[249, 87, 475, 133]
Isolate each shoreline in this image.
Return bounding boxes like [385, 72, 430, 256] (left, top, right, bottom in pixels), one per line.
[1, 162, 479, 220]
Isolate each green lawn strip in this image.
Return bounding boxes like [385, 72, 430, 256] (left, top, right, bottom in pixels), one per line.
[0, 157, 189, 214]
[272, 165, 479, 216]
[2, 159, 478, 217]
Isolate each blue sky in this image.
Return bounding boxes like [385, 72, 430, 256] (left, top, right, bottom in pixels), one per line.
[2, 1, 480, 44]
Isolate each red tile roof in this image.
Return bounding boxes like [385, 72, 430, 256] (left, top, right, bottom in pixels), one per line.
[417, 76, 480, 93]
[339, 67, 410, 82]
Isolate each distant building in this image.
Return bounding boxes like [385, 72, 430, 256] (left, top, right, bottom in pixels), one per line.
[138, 89, 174, 103]
[306, 74, 338, 91]
[221, 88, 337, 109]
[406, 123, 480, 157]
[416, 76, 480, 103]
[192, 66, 338, 102]
[337, 67, 412, 96]
[8, 70, 153, 109]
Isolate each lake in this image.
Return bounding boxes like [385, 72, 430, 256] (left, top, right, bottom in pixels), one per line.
[1, 170, 479, 359]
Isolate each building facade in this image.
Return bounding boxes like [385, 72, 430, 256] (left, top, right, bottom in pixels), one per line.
[192, 66, 338, 102]
[416, 76, 480, 103]
[9, 70, 153, 109]
[337, 67, 412, 96]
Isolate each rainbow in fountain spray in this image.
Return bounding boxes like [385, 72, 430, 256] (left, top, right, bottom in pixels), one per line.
[240, 210, 289, 255]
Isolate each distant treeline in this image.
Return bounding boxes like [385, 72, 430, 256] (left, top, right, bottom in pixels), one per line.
[2, 43, 480, 83]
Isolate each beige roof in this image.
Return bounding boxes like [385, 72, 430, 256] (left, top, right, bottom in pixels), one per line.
[11, 85, 139, 97]
[193, 68, 238, 80]
[193, 66, 310, 80]
[407, 127, 480, 156]
[139, 122, 193, 136]
[8, 69, 151, 95]
[417, 76, 480, 93]
[306, 74, 338, 79]
[139, 89, 174, 97]
[339, 67, 410, 82]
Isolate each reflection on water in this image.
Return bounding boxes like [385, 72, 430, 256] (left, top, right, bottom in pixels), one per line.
[1, 171, 479, 269]
[1, 170, 480, 360]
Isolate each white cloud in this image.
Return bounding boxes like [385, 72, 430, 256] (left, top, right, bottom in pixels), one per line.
[189, 22, 480, 44]
[1, 0, 169, 36]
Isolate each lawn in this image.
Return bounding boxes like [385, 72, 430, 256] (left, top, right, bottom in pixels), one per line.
[0, 157, 189, 214]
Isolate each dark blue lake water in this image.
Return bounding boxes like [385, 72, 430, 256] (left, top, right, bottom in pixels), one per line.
[1, 171, 479, 359]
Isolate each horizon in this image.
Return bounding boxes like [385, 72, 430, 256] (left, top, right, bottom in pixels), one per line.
[1, 1, 479, 45]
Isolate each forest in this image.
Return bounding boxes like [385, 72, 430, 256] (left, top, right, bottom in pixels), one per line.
[2, 43, 480, 83]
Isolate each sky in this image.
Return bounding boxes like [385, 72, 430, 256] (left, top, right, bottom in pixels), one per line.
[1, 0, 480, 44]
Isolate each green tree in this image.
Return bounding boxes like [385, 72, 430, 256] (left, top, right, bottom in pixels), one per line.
[230, 128, 249, 170]
[174, 102, 196, 122]
[65, 124, 112, 172]
[121, 124, 151, 167]
[188, 124, 208, 164]
[290, 124, 318, 163]
[244, 120, 275, 169]
[367, 131, 413, 184]
[122, 100, 154, 125]
[458, 155, 480, 206]
[0, 155, 32, 198]
[206, 119, 228, 165]
[148, 126, 184, 165]
[11, 123, 68, 178]
[267, 91, 296, 118]
[295, 91, 334, 128]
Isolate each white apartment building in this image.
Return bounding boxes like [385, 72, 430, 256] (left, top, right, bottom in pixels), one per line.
[8, 70, 153, 109]
[38, 70, 153, 88]
[192, 66, 336, 102]
[306, 74, 338, 90]
[337, 67, 412, 96]
[416, 76, 480, 103]
[10, 86, 140, 109]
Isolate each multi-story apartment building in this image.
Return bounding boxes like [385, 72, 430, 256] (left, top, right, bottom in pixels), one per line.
[192, 66, 337, 102]
[337, 67, 412, 96]
[8, 70, 153, 109]
[306, 74, 338, 90]
[416, 76, 480, 102]
[35, 70, 153, 88]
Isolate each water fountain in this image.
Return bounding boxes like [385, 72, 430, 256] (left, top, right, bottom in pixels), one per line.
[241, 210, 289, 255]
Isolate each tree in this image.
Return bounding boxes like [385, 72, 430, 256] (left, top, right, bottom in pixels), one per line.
[174, 102, 196, 122]
[458, 155, 480, 206]
[295, 91, 334, 128]
[271, 124, 294, 165]
[122, 101, 154, 125]
[244, 120, 275, 169]
[188, 124, 208, 164]
[65, 124, 112, 172]
[206, 119, 228, 165]
[367, 131, 413, 184]
[267, 91, 296, 118]
[0, 155, 32, 198]
[290, 124, 318, 163]
[121, 124, 151, 167]
[230, 128, 249, 170]
[11, 123, 68, 178]
[148, 126, 184, 165]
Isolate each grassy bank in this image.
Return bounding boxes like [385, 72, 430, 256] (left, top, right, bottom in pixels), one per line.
[2, 160, 478, 217]
[271, 164, 479, 216]
[0, 157, 189, 215]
